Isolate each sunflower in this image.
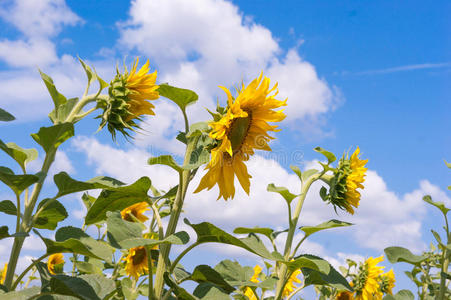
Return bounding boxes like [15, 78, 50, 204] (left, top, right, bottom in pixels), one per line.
[0, 263, 7, 284]
[99, 57, 159, 139]
[195, 74, 286, 200]
[282, 269, 302, 297]
[47, 253, 64, 275]
[354, 256, 384, 300]
[325, 147, 368, 214]
[336, 290, 354, 300]
[379, 269, 395, 296]
[124, 246, 148, 279]
[121, 202, 150, 222]
[243, 265, 262, 300]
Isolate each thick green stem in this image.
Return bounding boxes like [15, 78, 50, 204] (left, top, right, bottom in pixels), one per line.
[153, 136, 200, 298]
[438, 214, 450, 299]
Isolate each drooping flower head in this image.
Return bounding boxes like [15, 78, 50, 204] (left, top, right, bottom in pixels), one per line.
[353, 256, 385, 300]
[47, 253, 65, 275]
[282, 269, 302, 297]
[325, 147, 368, 214]
[99, 58, 159, 139]
[378, 269, 395, 296]
[124, 246, 148, 279]
[243, 265, 262, 300]
[195, 74, 286, 200]
[0, 263, 7, 284]
[121, 202, 150, 222]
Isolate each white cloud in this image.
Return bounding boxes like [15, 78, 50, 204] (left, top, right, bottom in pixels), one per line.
[0, 38, 58, 67]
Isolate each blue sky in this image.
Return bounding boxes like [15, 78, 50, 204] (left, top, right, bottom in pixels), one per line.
[0, 0, 450, 296]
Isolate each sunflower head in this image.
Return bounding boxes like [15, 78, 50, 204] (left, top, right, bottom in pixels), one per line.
[282, 269, 302, 297]
[98, 58, 159, 140]
[379, 269, 395, 295]
[324, 147, 368, 214]
[121, 202, 150, 223]
[195, 73, 286, 200]
[47, 253, 65, 275]
[0, 263, 7, 284]
[124, 246, 148, 280]
[336, 290, 354, 300]
[353, 256, 384, 300]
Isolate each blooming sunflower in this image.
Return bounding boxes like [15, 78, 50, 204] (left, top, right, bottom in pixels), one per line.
[195, 74, 286, 200]
[282, 269, 302, 297]
[0, 263, 7, 284]
[124, 246, 148, 279]
[121, 202, 150, 222]
[99, 58, 159, 139]
[47, 253, 64, 275]
[325, 147, 368, 214]
[243, 265, 262, 300]
[353, 256, 384, 300]
[379, 269, 395, 296]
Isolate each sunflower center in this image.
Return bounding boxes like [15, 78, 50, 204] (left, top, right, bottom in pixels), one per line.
[132, 247, 147, 265]
[228, 111, 252, 153]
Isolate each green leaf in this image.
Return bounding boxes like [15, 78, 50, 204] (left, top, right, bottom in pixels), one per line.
[0, 226, 10, 240]
[0, 108, 15, 121]
[34, 199, 68, 230]
[300, 219, 353, 238]
[384, 246, 427, 265]
[85, 176, 151, 225]
[31, 123, 74, 153]
[50, 275, 101, 300]
[148, 155, 182, 173]
[54, 172, 124, 198]
[0, 141, 38, 171]
[0, 287, 40, 299]
[187, 265, 235, 294]
[445, 160, 451, 169]
[285, 255, 330, 274]
[106, 211, 189, 249]
[0, 200, 17, 216]
[383, 289, 415, 300]
[182, 146, 210, 170]
[158, 83, 198, 111]
[0, 168, 40, 196]
[193, 283, 231, 300]
[185, 219, 282, 261]
[290, 165, 302, 180]
[164, 273, 198, 300]
[301, 169, 319, 183]
[74, 261, 103, 275]
[78, 58, 96, 85]
[78, 274, 115, 299]
[213, 260, 252, 286]
[35, 226, 113, 262]
[314, 147, 336, 164]
[423, 195, 450, 216]
[267, 184, 297, 204]
[187, 122, 210, 138]
[39, 70, 67, 107]
[48, 97, 78, 124]
[233, 227, 274, 241]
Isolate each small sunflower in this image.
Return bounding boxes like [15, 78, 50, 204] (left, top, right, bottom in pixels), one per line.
[47, 253, 64, 275]
[325, 147, 368, 214]
[121, 202, 150, 222]
[282, 269, 302, 297]
[379, 269, 395, 296]
[99, 58, 159, 139]
[353, 256, 384, 300]
[243, 265, 262, 300]
[124, 246, 148, 279]
[0, 263, 7, 284]
[194, 73, 286, 200]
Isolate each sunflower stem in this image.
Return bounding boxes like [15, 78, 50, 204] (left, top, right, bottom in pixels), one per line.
[11, 253, 49, 290]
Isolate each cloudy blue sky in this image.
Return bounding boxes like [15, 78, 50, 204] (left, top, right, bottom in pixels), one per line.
[0, 0, 450, 296]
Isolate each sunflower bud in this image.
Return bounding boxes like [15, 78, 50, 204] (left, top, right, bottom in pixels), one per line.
[98, 58, 159, 139]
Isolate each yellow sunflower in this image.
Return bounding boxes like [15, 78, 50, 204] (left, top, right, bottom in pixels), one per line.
[282, 269, 302, 297]
[124, 246, 148, 279]
[354, 256, 384, 300]
[47, 253, 64, 275]
[0, 263, 7, 284]
[121, 202, 150, 222]
[243, 265, 262, 300]
[326, 147, 368, 214]
[379, 269, 395, 296]
[195, 73, 286, 200]
[99, 57, 159, 139]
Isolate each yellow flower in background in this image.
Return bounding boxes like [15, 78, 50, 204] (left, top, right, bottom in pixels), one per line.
[47, 253, 64, 275]
[195, 73, 286, 200]
[243, 265, 262, 300]
[282, 269, 302, 297]
[99, 57, 159, 139]
[0, 263, 7, 284]
[354, 256, 384, 300]
[379, 269, 395, 296]
[121, 202, 150, 222]
[124, 246, 148, 279]
[336, 290, 354, 300]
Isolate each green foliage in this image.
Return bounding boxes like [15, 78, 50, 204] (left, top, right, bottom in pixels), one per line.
[384, 247, 427, 265]
[0, 140, 38, 171]
[31, 123, 74, 153]
[0, 200, 17, 216]
[267, 183, 297, 204]
[300, 219, 353, 238]
[54, 172, 124, 198]
[0, 167, 40, 196]
[158, 83, 198, 111]
[314, 147, 336, 164]
[33, 199, 68, 230]
[148, 155, 182, 173]
[0, 108, 15, 121]
[383, 289, 415, 300]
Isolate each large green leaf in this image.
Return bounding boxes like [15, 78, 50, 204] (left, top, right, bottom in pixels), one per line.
[148, 155, 182, 173]
[233, 227, 274, 241]
[185, 265, 235, 294]
[285, 255, 330, 274]
[384, 247, 427, 265]
[50, 275, 101, 300]
[85, 176, 151, 225]
[158, 83, 198, 111]
[213, 260, 254, 286]
[106, 211, 189, 249]
[0, 140, 38, 171]
[78, 274, 115, 299]
[267, 184, 297, 204]
[0, 287, 40, 299]
[0, 167, 40, 196]
[423, 195, 450, 216]
[34, 199, 68, 230]
[193, 283, 231, 300]
[54, 172, 124, 197]
[300, 219, 353, 237]
[0, 108, 15, 122]
[314, 147, 336, 164]
[0, 200, 17, 216]
[31, 123, 74, 153]
[164, 273, 198, 300]
[0, 226, 10, 240]
[383, 289, 415, 300]
[185, 219, 283, 261]
[182, 145, 210, 170]
[39, 70, 67, 108]
[35, 226, 113, 262]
